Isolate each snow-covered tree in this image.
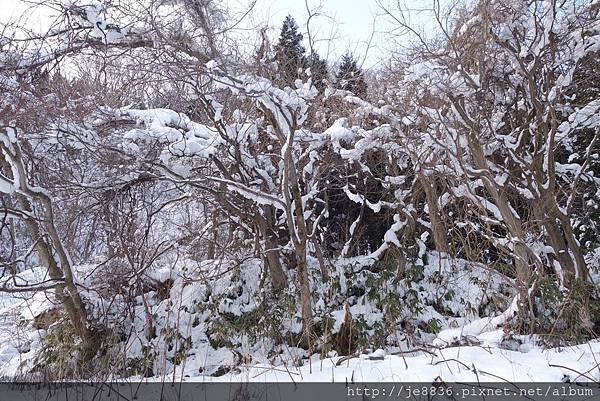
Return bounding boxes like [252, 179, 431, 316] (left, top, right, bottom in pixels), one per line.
[335, 52, 367, 98]
[306, 52, 328, 92]
[274, 15, 306, 87]
[0, 0, 598, 381]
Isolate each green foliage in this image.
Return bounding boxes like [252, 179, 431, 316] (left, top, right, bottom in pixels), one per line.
[122, 346, 156, 378]
[335, 52, 367, 98]
[273, 16, 329, 91]
[307, 52, 328, 91]
[426, 318, 442, 334]
[206, 289, 297, 350]
[33, 319, 78, 379]
[535, 277, 599, 346]
[274, 15, 306, 87]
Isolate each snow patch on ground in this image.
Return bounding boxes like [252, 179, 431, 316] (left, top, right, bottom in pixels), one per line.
[217, 337, 600, 382]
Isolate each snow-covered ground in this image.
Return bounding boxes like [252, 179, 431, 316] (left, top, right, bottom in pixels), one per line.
[105, 331, 600, 382]
[217, 334, 600, 382]
[0, 257, 597, 383]
[0, 268, 50, 377]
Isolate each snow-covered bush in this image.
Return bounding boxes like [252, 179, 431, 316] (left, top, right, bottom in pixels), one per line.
[0, 0, 598, 380]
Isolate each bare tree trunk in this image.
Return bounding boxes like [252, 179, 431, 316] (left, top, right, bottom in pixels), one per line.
[290, 178, 314, 340]
[463, 125, 534, 325]
[313, 239, 329, 282]
[17, 195, 97, 358]
[280, 125, 314, 341]
[255, 206, 287, 290]
[552, 205, 588, 283]
[535, 205, 576, 285]
[419, 174, 448, 253]
[1, 136, 98, 360]
[295, 240, 313, 339]
[206, 208, 217, 260]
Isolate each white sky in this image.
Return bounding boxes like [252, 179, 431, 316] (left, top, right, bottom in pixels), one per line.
[0, 0, 48, 29]
[248, 0, 386, 69]
[238, 0, 445, 69]
[0, 0, 442, 69]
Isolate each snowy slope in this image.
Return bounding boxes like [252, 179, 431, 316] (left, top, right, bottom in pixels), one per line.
[217, 339, 600, 382]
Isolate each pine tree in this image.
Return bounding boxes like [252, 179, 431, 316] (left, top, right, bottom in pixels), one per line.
[335, 52, 367, 98]
[274, 15, 306, 87]
[306, 52, 328, 92]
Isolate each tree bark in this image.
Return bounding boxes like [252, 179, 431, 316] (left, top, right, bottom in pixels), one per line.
[1, 136, 98, 360]
[419, 174, 448, 253]
[255, 206, 287, 290]
[17, 195, 96, 357]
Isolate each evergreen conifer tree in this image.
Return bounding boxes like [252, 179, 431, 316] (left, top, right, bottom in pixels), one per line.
[306, 52, 328, 92]
[274, 15, 306, 87]
[335, 52, 367, 98]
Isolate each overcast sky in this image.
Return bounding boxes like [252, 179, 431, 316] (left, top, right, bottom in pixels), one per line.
[237, 0, 445, 69]
[0, 0, 441, 69]
[249, 0, 386, 68]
